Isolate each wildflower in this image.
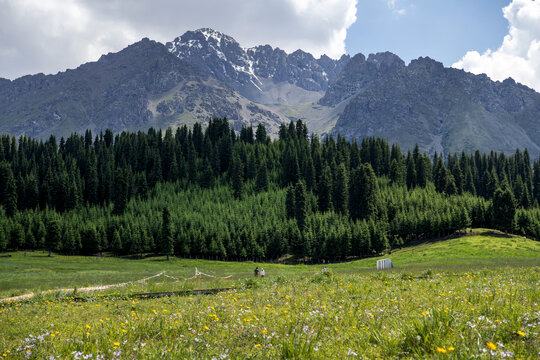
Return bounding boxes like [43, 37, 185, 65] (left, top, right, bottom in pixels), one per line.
[85, 324, 91, 329]
[255, 344, 261, 347]
[113, 342, 120, 346]
[436, 347, 447, 354]
[262, 329, 268, 335]
[448, 346, 455, 351]
[517, 331, 526, 337]
[486, 342, 497, 350]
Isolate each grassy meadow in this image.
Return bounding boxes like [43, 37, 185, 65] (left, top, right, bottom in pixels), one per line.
[0, 229, 539, 359]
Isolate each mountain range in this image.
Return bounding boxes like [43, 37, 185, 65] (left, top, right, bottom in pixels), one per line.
[1, 28, 540, 156]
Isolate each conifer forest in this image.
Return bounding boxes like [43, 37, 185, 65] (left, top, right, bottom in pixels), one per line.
[1, 118, 539, 260]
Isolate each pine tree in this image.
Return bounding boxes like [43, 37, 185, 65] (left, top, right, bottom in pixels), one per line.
[85, 153, 99, 205]
[349, 163, 378, 220]
[0, 162, 18, 217]
[255, 124, 268, 144]
[199, 160, 214, 189]
[285, 185, 296, 219]
[231, 154, 244, 199]
[405, 154, 416, 189]
[389, 159, 405, 186]
[10, 224, 25, 250]
[45, 219, 61, 257]
[433, 155, 447, 193]
[492, 186, 516, 233]
[162, 207, 174, 260]
[317, 165, 332, 212]
[333, 163, 349, 215]
[445, 173, 458, 195]
[255, 156, 269, 192]
[533, 160, 540, 204]
[113, 168, 129, 215]
[111, 229, 122, 255]
[294, 180, 308, 231]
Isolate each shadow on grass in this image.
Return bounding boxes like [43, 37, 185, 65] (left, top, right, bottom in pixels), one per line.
[478, 230, 514, 238]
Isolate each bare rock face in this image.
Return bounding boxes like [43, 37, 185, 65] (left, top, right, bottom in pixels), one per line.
[330, 55, 540, 155]
[0, 36, 290, 139]
[166, 28, 349, 101]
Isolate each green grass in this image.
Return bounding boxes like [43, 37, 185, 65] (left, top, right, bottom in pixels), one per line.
[0, 229, 538, 298]
[0, 229, 538, 359]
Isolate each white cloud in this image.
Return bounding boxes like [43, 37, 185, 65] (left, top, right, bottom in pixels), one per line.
[386, 0, 407, 16]
[453, 0, 540, 92]
[0, 0, 357, 80]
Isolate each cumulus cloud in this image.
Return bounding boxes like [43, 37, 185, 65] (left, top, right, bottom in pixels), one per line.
[0, 0, 357, 80]
[453, 0, 540, 91]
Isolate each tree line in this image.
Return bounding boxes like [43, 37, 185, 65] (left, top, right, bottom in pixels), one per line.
[0, 118, 538, 260]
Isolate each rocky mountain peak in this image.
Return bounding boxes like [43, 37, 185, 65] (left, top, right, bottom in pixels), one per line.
[318, 52, 404, 106]
[408, 56, 444, 74]
[367, 52, 405, 70]
[166, 28, 349, 102]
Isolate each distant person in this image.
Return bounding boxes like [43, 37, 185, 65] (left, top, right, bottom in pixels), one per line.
[254, 266, 259, 277]
[260, 268, 265, 277]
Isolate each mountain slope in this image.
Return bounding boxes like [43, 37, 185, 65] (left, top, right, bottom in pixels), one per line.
[0, 38, 201, 138]
[0, 37, 289, 139]
[329, 56, 540, 155]
[2, 28, 540, 156]
[166, 28, 349, 104]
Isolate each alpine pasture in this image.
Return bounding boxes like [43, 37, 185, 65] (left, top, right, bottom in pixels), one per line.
[1, 230, 538, 359]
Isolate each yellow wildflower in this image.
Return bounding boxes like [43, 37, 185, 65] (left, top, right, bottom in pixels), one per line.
[486, 342, 497, 350]
[517, 331, 526, 337]
[436, 347, 447, 354]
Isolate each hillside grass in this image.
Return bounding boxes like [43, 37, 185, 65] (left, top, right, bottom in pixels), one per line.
[0, 240, 538, 358]
[0, 229, 538, 299]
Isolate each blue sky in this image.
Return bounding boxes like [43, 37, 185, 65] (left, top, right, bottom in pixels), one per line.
[347, 0, 510, 66]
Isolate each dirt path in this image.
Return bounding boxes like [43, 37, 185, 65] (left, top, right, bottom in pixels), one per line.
[0, 284, 129, 303]
[0, 272, 167, 303]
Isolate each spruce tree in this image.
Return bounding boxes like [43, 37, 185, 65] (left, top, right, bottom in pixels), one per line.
[111, 229, 122, 255]
[0, 163, 18, 217]
[255, 124, 268, 144]
[45, 219, 61, 257]
[349, 163, 378, 220]
[406, 154, 417, 189]
[162, 207, 174, 260]
[294, 180, 308, 231]
[231, 154, 244, 199]
[113, 168, 129, 215]
[492, 187, 516, 233]
[389, 159, 405, 186]
[333, 163, 349, 215]
[285, 185, 296, 219]
[255, 157, 269, 192]
[317, 165, 332, 212]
